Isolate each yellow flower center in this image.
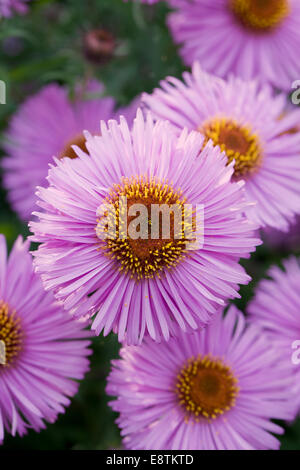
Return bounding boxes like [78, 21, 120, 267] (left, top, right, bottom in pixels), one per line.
[0, 301, 23, 368]
[97, 176, 195, 280]
[230, 0, 289, 31]
[201, 118, 262, 178]
[176, 354, 239, 421]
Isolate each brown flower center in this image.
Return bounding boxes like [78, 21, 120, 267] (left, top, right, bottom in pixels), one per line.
[59, 133, 88, 160]
[277, 112, 299, 136]
[176, 355, 239, 421]
[230, 0, 289, 31]
[201, 118, 262, 178]
[0, 301, 23, 367]
[97, 176, 196, 280]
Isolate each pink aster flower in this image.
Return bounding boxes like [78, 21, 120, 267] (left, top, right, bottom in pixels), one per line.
[0, 235, 91, 443]
[248, 257, 300, 415]
[143, 63, 300, 231]
[168, 0, 300, 90]
[0, 0, 30, 17]
[1, 81, 139, 221]
[29, 110, 260, 345]
[107, 305, 294, 450]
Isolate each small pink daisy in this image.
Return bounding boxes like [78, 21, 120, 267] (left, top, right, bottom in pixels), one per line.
[143, 63, 300, 230]
[107, 306, 294, 450]
[168, 0, 300, 90]
[30, 110, 260, 345]
[2, 81, 139, 221]
[0, 235, 91, 443]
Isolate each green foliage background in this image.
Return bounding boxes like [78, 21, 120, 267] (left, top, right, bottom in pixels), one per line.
[0, 0, 299, 450]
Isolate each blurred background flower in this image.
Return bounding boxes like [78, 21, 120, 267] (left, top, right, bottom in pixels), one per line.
[83, 29, 116, 65]
[248, 257, 300, 415]
[0, 0, 31, 18]
[0, 235, 92, 443]
[1, 80, 138, 221]
[168, 0, 300, 90]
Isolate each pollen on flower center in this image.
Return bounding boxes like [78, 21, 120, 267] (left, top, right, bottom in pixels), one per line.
[97, 176, 195, 280]
[0, 301, 23, 367]
[230, 0, 289, 31]
[176, 354, 239, 420]
[59, 133, 88, 160]
[201, 118, 262, 178]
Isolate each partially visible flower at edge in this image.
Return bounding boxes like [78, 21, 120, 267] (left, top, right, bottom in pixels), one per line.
[0, 0, 31, 18]
[248, 257, 300, 415]
[167, 0, 300, 91]
[0, 234, 92, 443]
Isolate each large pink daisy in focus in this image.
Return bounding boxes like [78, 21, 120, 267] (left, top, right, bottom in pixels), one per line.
[0, 235, 91, 443]
[107, 306, 295, 450]
[30, 111, 260, 345]
[1, 81, 138, 221]
[168, 0, 300, 90]
[143, 63, 300, 231]
[0, 0, 30, 17]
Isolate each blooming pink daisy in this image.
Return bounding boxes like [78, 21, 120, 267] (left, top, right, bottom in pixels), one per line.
[30, 110, 260, 345]
[0, 0, 30, 17]
[143, 63, 300, 230]
[168, 0, 300, 90]
[1, 81, 139, 221]
[0, 235, 91, 443]
[107, 305, 294, 450]
[248, 257, 300, 415]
